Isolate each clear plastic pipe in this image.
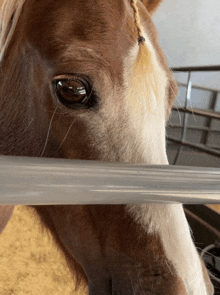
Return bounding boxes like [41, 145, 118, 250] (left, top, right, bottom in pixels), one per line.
[0, 156, 220, 205]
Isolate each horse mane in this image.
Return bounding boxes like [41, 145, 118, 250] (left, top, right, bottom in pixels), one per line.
[0, 0, 26, 61]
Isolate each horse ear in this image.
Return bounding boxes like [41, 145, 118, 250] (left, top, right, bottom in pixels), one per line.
[141, 0, 163, 14]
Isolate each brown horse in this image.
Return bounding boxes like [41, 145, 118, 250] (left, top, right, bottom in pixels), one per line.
[0, 0, 214, 294]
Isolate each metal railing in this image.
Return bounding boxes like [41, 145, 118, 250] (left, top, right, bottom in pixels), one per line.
[168, 65, 220, 164]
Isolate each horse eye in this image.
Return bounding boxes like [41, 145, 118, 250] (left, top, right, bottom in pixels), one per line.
[54, 79, 91, 109]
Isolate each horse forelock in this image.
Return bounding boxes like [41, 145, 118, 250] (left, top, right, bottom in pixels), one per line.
[0, 0, 26, 61]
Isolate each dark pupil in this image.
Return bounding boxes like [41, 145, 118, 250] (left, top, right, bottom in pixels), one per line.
[57, 80, 88, 103]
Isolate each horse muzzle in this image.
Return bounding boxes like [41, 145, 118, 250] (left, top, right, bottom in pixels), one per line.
[88, 273, 164, 295]
[84, 251, 187, 295]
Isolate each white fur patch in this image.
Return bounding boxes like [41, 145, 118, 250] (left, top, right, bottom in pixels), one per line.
[127, 204, 209, 294]
[123, 24, 210, 295]
[123, 29, 168, 165]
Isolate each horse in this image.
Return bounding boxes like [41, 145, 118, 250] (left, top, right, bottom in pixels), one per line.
[0, 0, 214, 294]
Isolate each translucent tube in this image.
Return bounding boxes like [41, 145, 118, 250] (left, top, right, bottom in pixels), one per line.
[0, 156, 220, 205]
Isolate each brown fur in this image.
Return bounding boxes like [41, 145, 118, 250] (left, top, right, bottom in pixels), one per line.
[34, 205, 187, 293]
[141, 0, 164, 14]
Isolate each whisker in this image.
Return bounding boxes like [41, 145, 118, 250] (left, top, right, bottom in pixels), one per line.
[57, 118, 75, 151]
[174, 99, 184, 125]
[208, 270, 220, 284]
[23, 118, 34, 133]
[40, 107, 58, 157]
[166, 117, 173, 127]
[127, 269, 138, 295]
[201, 250, 220, 262]
[165, 260, 174, 276]
[46, 109, 71, 116]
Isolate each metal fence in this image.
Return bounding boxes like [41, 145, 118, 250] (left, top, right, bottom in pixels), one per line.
[168, 65, 220, 165]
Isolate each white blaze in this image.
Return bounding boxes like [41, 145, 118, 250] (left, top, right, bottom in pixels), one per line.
[124, 28, 210, 294]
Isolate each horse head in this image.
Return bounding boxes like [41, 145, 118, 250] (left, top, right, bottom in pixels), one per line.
[0, 0, 213, 294]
